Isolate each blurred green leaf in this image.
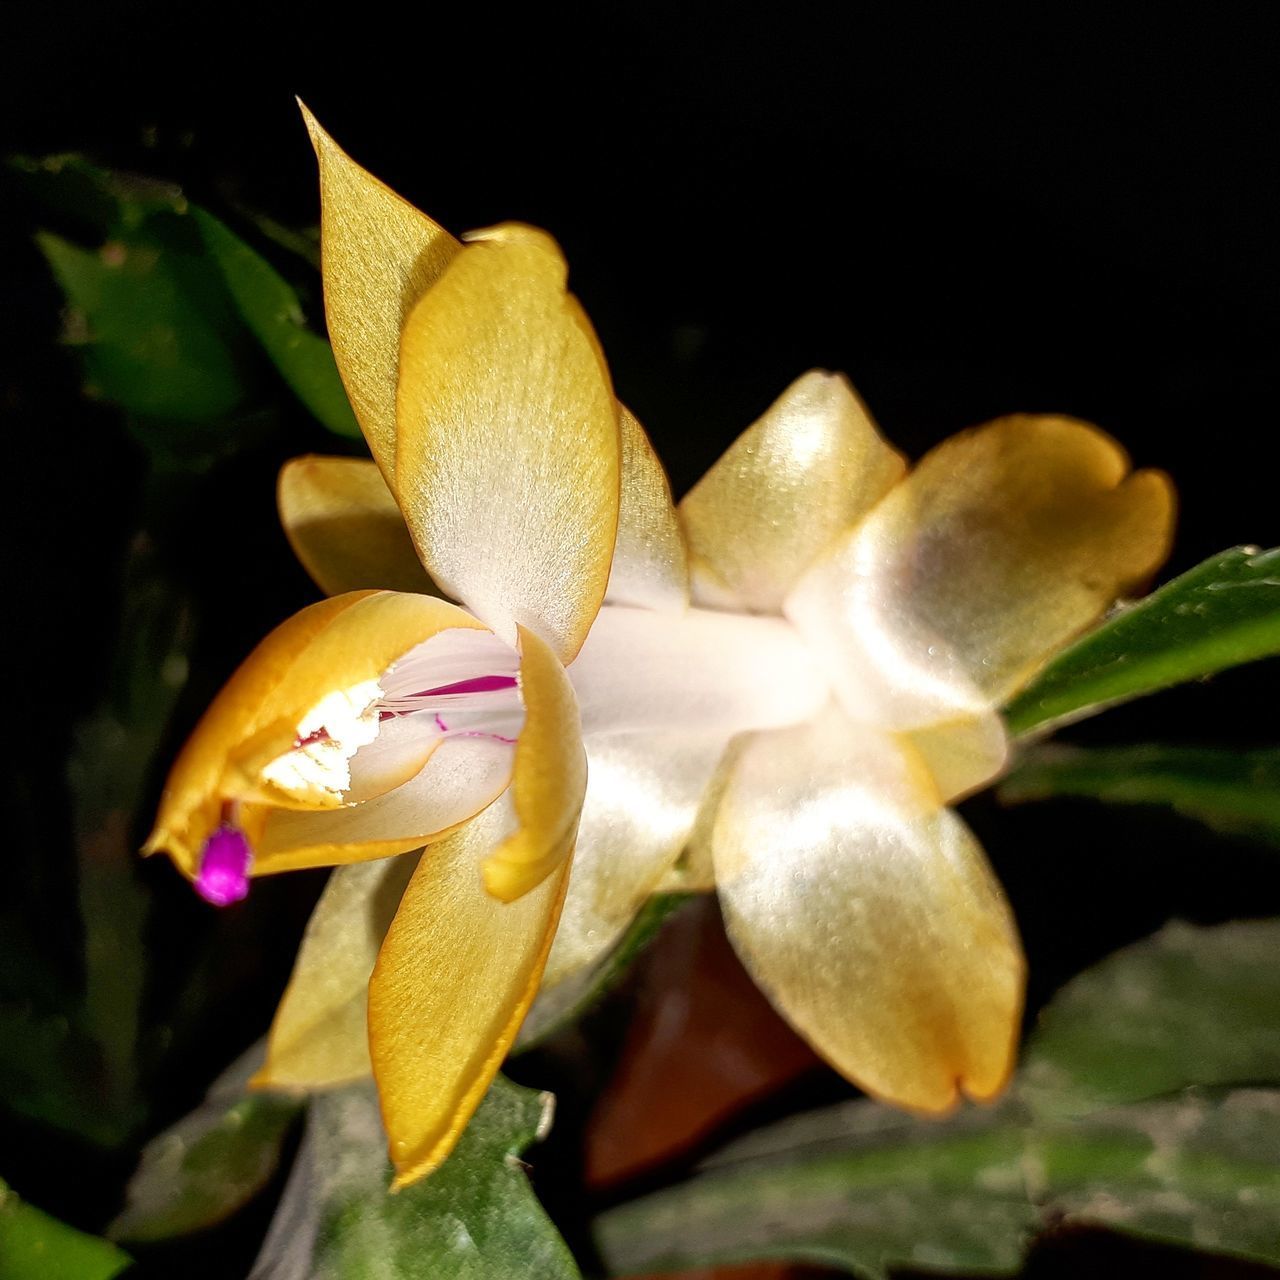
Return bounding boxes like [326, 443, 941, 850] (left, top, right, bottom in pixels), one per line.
[1000, 744, 1280, 844]
[250, 1075, 579, 1280]
[194, 208, 360, 437]
[1021, 919, 1280, 1118]
[595, 917, 1280, 1277]
[110, 1041, 303, 1242]
[1004, 547, 1280, 736]
[0, 1179, 131, 1280]
[517, 893, 692, 1051]
[37, 225, 248, 423]
[594, 1102, 1036, 1277]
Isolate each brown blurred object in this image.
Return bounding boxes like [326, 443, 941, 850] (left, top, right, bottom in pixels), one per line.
[586, 896, 822, 1189]
[629, 1266, 833, 1280]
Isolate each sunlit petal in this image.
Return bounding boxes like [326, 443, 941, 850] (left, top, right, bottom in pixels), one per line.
[277, 455, 435, 597]
[395, 224, 621, 661]
[786, 415, 1175, 728]
[256, 853, 418, 1089]
[369, 796, 571, 1187]
[301, 104, 460, 485]
[604, 406, 689, 612]
[145, 592, 486, 875]
[680, 371, 905, 611]
[714, 708, 1024, 1111]
[543, 730, 728, 987]
[482, 626, 587, 902]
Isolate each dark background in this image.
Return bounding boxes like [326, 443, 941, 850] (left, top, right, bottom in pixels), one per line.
[3, 4, 1279, 1277]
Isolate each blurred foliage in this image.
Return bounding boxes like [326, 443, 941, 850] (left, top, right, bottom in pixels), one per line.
[0, 1180, 131, 1280]
[593, 920, 1280, 1277]
[1001, 745, 1280, 846]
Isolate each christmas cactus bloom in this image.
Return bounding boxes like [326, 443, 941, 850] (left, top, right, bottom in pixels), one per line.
[145, 108, 1175, 1187]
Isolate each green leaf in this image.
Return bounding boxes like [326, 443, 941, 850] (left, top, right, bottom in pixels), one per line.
[1000, 744, 1280, 845]
[1021, 918, 1280, 1118]
[0, 1180, 131, 1280]
[1004, 547, 1280, 736]
[251, 1075, 580, 1280]
[37, 224, 248, 423]
[517, 893, 692, 1051]
[110, 1042, 303, 1242]
[594, 1101, 1036, 1278]
[1032, 1090, 1280, 1266]
[193, 209, 360, 437]
[594, 918, 1280, 1277]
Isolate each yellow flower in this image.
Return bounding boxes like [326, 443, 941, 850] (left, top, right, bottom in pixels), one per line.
[144, 107, 1175, 1188]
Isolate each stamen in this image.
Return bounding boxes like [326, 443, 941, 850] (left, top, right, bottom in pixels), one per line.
[417, 674, 518, 697]
[194, 825, 252, 906]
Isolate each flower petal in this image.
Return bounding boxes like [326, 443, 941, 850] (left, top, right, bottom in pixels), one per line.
[905, 709, 1010, 804]
[680, 371, 905, 611]
[301, 105, 460, 485]
[256, 736, 513, 874]
[368, 795, 571, 1187]
[395, 224, 621, 661]
[482, 625, 587, 902]
[785, 416, 1175, 729]
[146, 591, 486, 875]
[604, 406, 689, 612]
[713, 708, 1024, 1111]
[278, 455, 435, 596]
[569, 605, 828, 737]
[542, 730, 728, 987]
[256, 853, 419, 1089]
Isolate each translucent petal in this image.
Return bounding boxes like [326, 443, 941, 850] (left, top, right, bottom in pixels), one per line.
[482, 626, 587, 902]
[905, 709, 1009, 804]
[786, 416, 1175, 728]
[395, 224, 621, 661]
[257, 736, 513, 873]
[146, 592, 486, 876]
[301, 105, 460, 485]
[542, 730, 728, 987]
[257, 853, 418, 1089]
[680, 371, 905, 611]
[368, 796, 571, 1187]
[568, 605, 828, 737]
[714, 708, 1024, 1111]
[277, 455, 435, 596]
[604, 406, 689, 612]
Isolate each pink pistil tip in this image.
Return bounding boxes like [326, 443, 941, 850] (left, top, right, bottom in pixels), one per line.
[194, 825, 253, 907]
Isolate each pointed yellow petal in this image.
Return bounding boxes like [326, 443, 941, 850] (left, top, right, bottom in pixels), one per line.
[278, 455, 436, 596]
[257, 853, 419, 1090]
[680, 371, 905, 611]
[542, 730, 727, 987]
[786, 415, 1176, 728]
[368, 797, 572, 1187]
[395, 224, 621, 661]
[301, 104, 460, 485]
[604, 406, 689, 612]
[714, 709, 1024, 1111]
[146, 591, 486, 876]
[482, 626, 587, 902]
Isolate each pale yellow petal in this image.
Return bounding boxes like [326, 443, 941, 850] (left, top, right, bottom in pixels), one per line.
[905, 709, 1010, 804]
[714, 709, 1024, 1111]
[368, 797, 571, 1187]
[482, 626, 587, 902]
[395, 224, 621, 661]
[680, 371, 905, 612]
[542, 730, 727, 987]
[145, 591, 485, 875]
[604, 406, 689, 611]
[786, 415, 1175, 729]
[301, 104, 460, 485]
[277, 455, 435, 597]
[256, 853, 419, 1090]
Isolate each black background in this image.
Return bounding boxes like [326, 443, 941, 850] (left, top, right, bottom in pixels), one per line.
[4, 4, 1280, 1277]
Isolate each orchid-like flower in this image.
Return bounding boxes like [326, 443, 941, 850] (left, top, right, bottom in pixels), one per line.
[145, 107, 1175, 1188]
